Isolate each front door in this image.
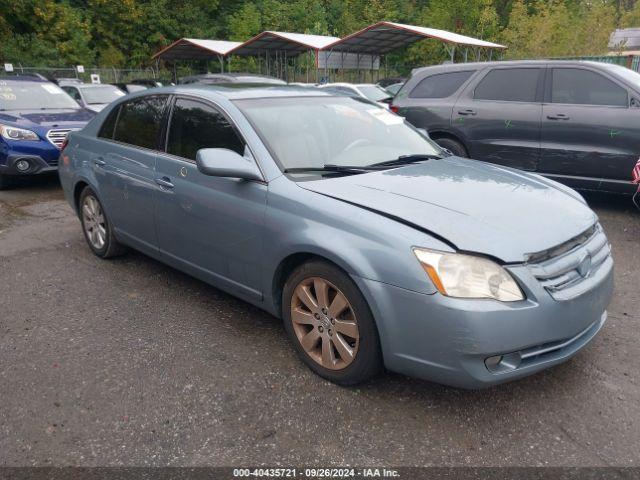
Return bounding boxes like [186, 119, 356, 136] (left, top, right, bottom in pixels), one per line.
[539, 66, 640, 191]
[154, 97, 267, 302]
[453, 66, 544, 171]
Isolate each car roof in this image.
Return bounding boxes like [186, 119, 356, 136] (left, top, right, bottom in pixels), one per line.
[76, 83, 118, 88]
[321, 83, 357, 87]
[143, 83, 338, 100]
[411, 59, 616, 76]
[0, 75, 49, 83]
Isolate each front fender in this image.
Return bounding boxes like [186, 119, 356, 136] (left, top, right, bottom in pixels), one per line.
[261, 176, 452, 314]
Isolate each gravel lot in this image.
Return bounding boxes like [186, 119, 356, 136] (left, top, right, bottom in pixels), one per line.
[1, 174, 639, 467]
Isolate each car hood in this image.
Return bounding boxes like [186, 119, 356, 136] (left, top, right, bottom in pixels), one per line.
[297, 157, 597, 263]
[0, 109, 94, 128]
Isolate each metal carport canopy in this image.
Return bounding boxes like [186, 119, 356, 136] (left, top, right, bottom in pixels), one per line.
[325, 21, 506, 54]
[152, 38, 243, 60]
[227, 31, 339, 56]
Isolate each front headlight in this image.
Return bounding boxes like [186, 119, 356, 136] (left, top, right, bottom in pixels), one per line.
[0, 124, 39, 141]
[413, 248, 524, 302]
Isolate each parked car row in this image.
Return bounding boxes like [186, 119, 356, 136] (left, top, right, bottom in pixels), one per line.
[3, 63, 635, 389]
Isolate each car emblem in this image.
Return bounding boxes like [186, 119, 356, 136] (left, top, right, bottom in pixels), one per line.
[577, 253, 592, 278]
[179, 166, 188, 178]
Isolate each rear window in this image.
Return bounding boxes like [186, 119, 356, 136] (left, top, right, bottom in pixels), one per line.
[551, 68, 628, 106]
[113, 95, 167, 149]
[79, 85, 125, 105]
[474, 68, 541, 102]
[409, 71, 474, 98]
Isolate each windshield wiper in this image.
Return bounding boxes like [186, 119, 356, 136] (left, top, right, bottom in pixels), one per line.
[283, 165, 376, 175]
[371, 153, 442, 168]
[283, 154, 443, 175]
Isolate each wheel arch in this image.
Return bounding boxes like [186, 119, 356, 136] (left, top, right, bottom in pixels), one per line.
[428, 129, 469, 150]
[73, 179, 90, 213]
[271, 250, 358, 319]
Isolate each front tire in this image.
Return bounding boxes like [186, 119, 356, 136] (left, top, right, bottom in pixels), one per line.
[282, 260, 382, 385]
[78, 186, 127, 258]
[433, 137, 468, 157]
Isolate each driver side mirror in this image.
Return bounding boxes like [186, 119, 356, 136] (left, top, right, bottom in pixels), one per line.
[195, 148, 263, 181]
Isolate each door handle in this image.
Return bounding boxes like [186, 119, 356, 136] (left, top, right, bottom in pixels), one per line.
[155, 177, 175, 189]
[457, 109, 477, 116]
[93, 157, 106, 167]
[547, 114, 570, 120]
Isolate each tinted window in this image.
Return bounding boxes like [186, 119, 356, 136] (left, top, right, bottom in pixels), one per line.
[167, 98, 244, 160]
[113, 96, 167, 149]
[62, 86, 81, 102]
[410, 71, 474, 98]
[551, 68, 628, 106]
[474, 68, 541, 102]
[98, 106, 120, 139]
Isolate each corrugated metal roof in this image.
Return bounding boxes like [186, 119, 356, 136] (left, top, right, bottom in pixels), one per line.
[326, 21, 506, 54]
[152, 38, 243, 60]
[153, 23, 505, 61]
[228, 31, 340, 56]
[609, 28, 640, 50]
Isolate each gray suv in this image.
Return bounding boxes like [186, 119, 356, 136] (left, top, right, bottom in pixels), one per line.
[392, 60, 640, 193]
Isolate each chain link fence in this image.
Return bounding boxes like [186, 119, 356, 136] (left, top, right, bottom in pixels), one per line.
[2, 65, 172, 83]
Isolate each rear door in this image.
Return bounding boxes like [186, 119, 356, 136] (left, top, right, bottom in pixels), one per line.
[154, 96, 267, 301]
[539, 66, 640, 191]
[453, 66, 544, 170]
[93, 95, 169, 254]
[395, 69, 476, 134]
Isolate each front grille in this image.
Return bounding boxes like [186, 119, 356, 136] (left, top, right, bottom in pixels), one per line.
[46, 128, 76, 149]
[527, 223, 611, 301]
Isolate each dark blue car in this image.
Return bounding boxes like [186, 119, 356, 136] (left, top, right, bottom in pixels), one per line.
[0, 76, 94, 189]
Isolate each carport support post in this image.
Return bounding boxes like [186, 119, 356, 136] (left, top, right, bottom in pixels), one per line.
[218, 54, 224, 73]
[371, 54, 374, 82]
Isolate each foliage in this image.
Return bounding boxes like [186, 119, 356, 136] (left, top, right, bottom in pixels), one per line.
[0, 0, 636, 69]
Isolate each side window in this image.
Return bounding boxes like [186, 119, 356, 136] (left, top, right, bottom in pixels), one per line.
[98, 106, 120, 139]
[551, 68, 628, 106]
[474, 68, 541, 102]
[113, 95, 167, 149]
[63, 87, 81, 102]
[409, 70, 474, 98]
[166, 98, 245, 161]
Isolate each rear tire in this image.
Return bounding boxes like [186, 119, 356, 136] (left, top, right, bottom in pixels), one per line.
[282, 260, 382, 385]
[0, 174, 14, 191]
[433, 137, 468, 157]
[78, 186, 127, 258]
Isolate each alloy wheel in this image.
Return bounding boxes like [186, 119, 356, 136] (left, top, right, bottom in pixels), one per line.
[290, 277, 359, 370]
[82, 195, 107, 250]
